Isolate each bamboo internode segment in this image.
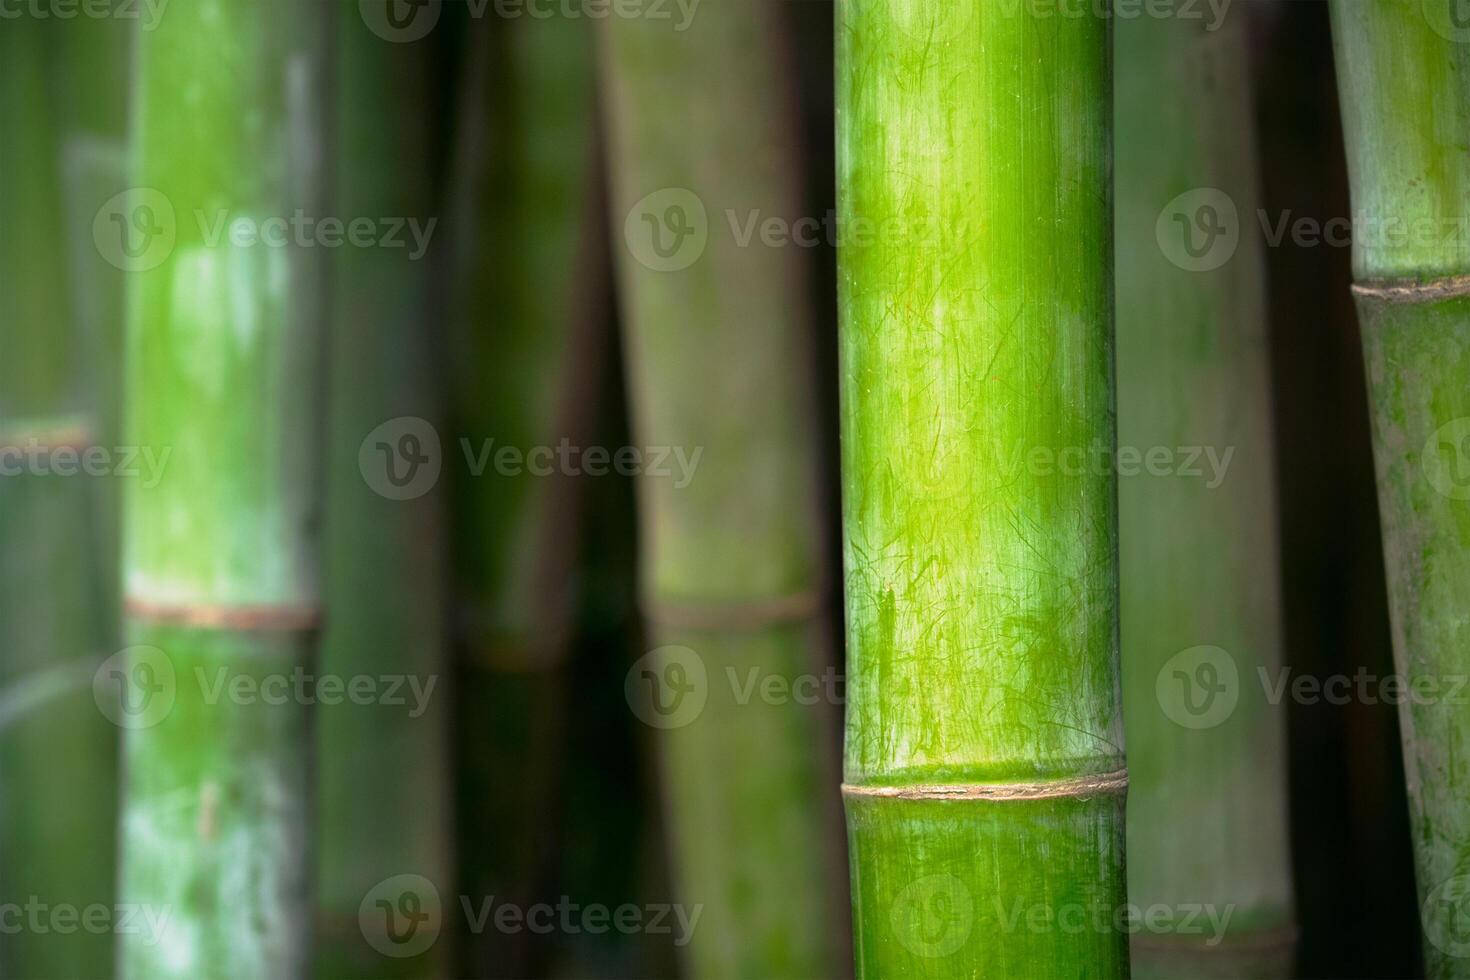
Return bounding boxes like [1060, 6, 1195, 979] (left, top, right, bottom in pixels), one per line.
[642, 590, 822, 631]
[1351, 273, 1470, 304]
[123, 597, 322, 632]
[842, 770, 1128, 802]
[1116, 12, 1296, 977]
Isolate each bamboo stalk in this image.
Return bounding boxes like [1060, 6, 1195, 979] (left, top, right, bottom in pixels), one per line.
[1329, 2, 1470, 975]
[0, 20, 118, 980]
[445, 14, 605, 978]
[1116, 10, 1296, 978]
[55, 14, 133, 635]
[119, 3, 330, 976]
[837, 3, 1125, 976]
[316, 5, 452, 978]
[599, 3, 845, 978]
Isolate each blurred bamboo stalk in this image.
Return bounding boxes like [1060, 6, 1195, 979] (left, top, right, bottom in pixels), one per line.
[119, 2, 330, 976]
[0, 19, 118, 980]
[1329, 2, 1470, 976]
[316, 4, 453, 977]
[599, 2, 845, 977]
[1116, 10, 1296, 978]
[836, 3, 1125, 977]
[446, 13, 607, 978]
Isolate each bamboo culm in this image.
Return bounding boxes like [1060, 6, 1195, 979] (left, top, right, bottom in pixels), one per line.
[119, 2, 330, 976]
[446, 13, 604, 978]
[837, 3, 1127, 976]
[600, 1, 846, 976]
[316, 3, 453, 977]
[1330, 1, 1470, 975]
[0, 18, 118, 980]
[1116, 9, 1296, 978]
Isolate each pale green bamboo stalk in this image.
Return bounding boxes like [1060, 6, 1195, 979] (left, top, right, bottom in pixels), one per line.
[118, 2, 330, 976]
[316, 4, 452, 977]
[0, 19, 118, 980]
[599, 2, 845, 978]
[1116, 10, 1296, 979]
[837, 3, 1125, 977]
[1329, 2, 1470, 975]
[446, 14, 604, 978]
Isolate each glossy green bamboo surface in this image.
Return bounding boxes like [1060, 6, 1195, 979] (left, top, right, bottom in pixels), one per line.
[600, 1, 844, 977]
[1117, 11, 1295, 978]
[837, 1, 1126, 975]
[446, 15, 600, 977]
[1330, 2, 1470, 975]
[0, 20, 117, 980]
[121, 2, 328, 976]
[316, 5, 451, 977]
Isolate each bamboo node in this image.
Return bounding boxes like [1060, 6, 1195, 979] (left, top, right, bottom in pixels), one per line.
[841, 769, 1129, 802]
[0, 417, 96, 453]
[1352, 273, 1470, 304]
[124, 596, 322, 632]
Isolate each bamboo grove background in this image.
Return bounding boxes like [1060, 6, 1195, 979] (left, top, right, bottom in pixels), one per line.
[0, 0, 1462, 977]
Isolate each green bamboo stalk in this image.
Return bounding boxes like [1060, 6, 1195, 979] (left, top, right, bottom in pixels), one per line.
[55, 13, 133, 638]
[1329, 2, 1470, 975]
[316, 5, 452, 977]
[837, 3, 1125, 977]
[1116, 11, 1296, 979]
[0, 20, 118, 980]
[446, 14, 604, 978]
[599, 3, 845, 978]
[118, 3, 330, 976]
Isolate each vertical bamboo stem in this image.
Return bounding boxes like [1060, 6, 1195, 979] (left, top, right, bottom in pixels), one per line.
[316, 4, 452, 977]
[599, 2, 845, 977]
[446, 14, 604, 978]
[837, 2, 1126, 976]
[120, 2, 329, 976]
[1329, 2, 1470, 975]
[0, 19, 118, 980]
[1116, 10, 1296, 978]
